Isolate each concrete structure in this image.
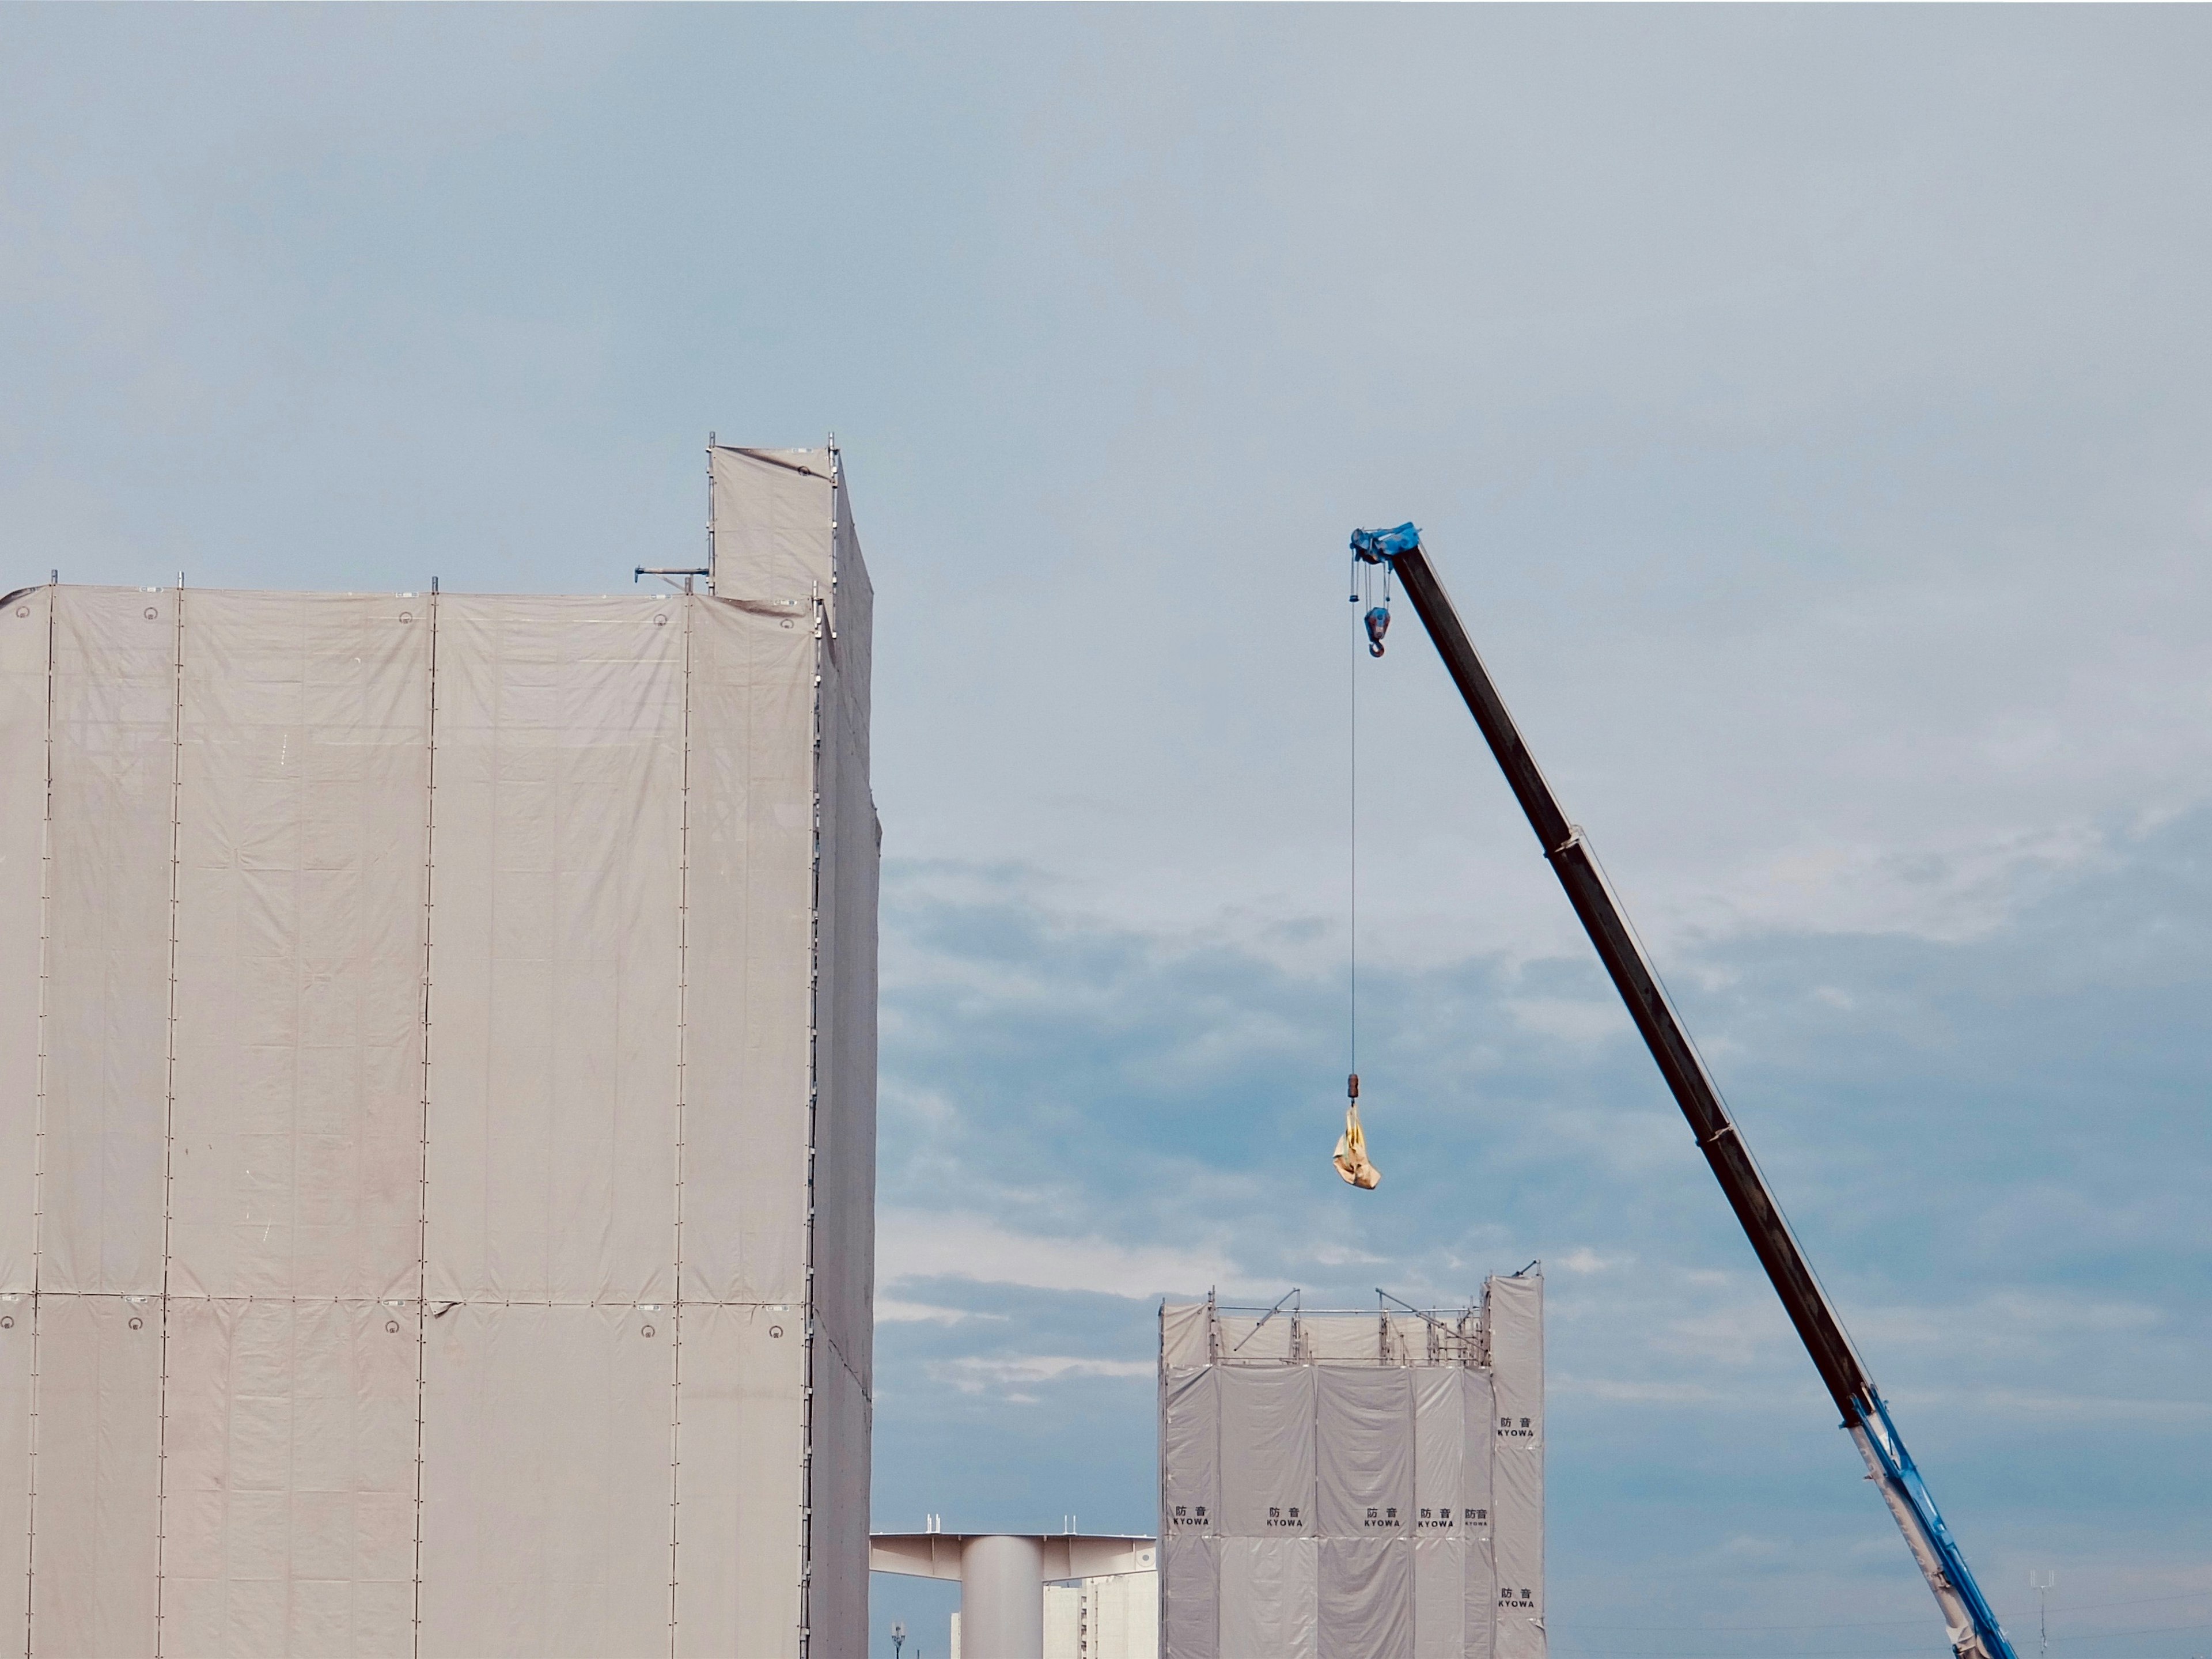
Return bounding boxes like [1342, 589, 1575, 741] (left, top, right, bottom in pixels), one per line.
[874, 1532, 1157, 1659]
[1157, 1275, 1544, 1659]
[0, 444, 877, 1656]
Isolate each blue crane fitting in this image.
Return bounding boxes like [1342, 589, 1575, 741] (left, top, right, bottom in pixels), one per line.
[1350, 522, 1422, 563]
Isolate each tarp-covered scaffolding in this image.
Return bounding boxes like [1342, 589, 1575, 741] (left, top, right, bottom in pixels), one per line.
[1158, 1274, 1544, 1659]
[0, 444, 877, 1657]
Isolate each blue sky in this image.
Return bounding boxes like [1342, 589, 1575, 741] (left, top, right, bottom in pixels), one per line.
[3, 7, 2207, 1655]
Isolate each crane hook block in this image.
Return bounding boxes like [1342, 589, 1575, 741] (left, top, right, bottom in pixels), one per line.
[1363, 605, 1391, 657]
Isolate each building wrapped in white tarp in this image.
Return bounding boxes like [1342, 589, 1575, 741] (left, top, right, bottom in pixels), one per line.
[1157, 1275, 1544, 1659]
[0, 444, 876, 1657]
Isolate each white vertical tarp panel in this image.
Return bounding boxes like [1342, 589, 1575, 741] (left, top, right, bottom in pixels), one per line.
[1316, 1367, 1413, 1539]
[30, 1294, 162, 1656]
[419, 1302, 671, 1658]
[809, 1344, 871, 1659]
[1220, 1537, 1317, 1659]
[1463, 1367, 1497, 1659]
[1412, 1536, 1466, 1659]
[813, 558, 877, 1396]
[0, 589, 47, 1294]
[1160, 1302, 1211, 1369]
[425, 598, 683, 1306]
[671, 1301, 804, 1658]
[710, 448, 835, 615]
[43, 589, 175, 1295]
[1220, 1366, 1315, 1537]
[1162, 1536, 1219, 1659]
[1319, 1538, 1411, 1659]
[0, 1298, 30, 1634]
[681, 598, 814, 1305]
[1301, 1316, 1380, 1362]
[161, 1297, 416, 1658]
[1162, 1366, 1219, 1540]
[170, 593, 429, 1302]
[1488, 1274, 1544, 1659]
[1412, 1368, 1465, 1539]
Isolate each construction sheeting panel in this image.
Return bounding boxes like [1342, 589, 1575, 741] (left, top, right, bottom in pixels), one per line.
[419, 1302, 672, 1658]
[813, 577, 877, 1391]
[0, 591, 47, 1293]
[1219, 1537, 1317, 1659]
[0, 1303, 29, 1622]
[1319, 1539, 1411, 1659]
[1487, 1275, 1543, 1659]
[1300, 1315, 1378, 1362]
[1412, 1368, 1464, 1538]
[1412, 1536, 1465, 1659]
[426, 597, 683, 1306]
[1162, 1537, 1219, 1659]
[1162, 1367, 1219, 1540]
[809, 1340, 872, 1659]
[1219, 1366, 1315, 1537]
[1161, 1302, 1211, 1369]
[1463, 1369, 1497, 1659]
[711, 448, 835, 613]
[161, 1297, 416, 1658]
[29, 1293, 162, 1656]
[1316, 1367, 1412, 1539]
[671, 1301, 804, 1658]
[171, 593, 429, 1302]
[43, 589, 175, 1295]
[681, 599, 815, 1305]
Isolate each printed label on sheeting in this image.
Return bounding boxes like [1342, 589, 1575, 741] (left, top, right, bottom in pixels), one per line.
[1220, 1366, 1316, 1537]
[1316, 1366, 1413, 1537]
[1164, 1366, 1220, 1536]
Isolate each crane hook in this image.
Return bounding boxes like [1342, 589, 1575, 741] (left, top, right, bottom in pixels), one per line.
[1363, 605, 1391, 658]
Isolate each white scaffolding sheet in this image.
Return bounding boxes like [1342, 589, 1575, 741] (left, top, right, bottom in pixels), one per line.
[5, 493, 874, 1658]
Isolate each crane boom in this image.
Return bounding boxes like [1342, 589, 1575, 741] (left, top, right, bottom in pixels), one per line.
[1350, 523, 2014, 1659]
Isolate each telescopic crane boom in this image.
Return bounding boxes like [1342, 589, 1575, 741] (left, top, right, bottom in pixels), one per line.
[1349, 523, 2014, 1659]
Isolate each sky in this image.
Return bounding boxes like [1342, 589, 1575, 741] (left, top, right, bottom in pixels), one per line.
[4, 6, 2209, 1656]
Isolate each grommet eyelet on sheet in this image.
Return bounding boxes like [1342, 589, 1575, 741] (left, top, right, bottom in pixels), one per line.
[0, 1317, 13, 1329]
[642, 1325, 656, 1338]
[399, 612, 412, 624]
[144, 608, 158, 621]
[129, 1317, 143, 1330]
[387, 1320, 401, 1334]
[12, 607, 25, 619]
[770, 1325, 783, 1339]
[655, 615, 668, 626]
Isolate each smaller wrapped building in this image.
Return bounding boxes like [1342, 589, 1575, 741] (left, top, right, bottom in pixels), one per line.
[1157, 1274, 1544, 1659]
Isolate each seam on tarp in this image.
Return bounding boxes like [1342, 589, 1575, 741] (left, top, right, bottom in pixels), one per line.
[152, 579, 184, 1657]
[798, 579, 825, 1659]
[22, 583, 54, 1659]
[668, 594, 692, 1656]
[410, 587, 440, 1659]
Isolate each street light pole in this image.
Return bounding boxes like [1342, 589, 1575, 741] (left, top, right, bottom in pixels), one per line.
[890, 1620, 906, 1659]
[2029, 1571, 2055, 1659]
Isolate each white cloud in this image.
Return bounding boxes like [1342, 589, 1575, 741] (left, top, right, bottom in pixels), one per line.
[877, 1206, 1248, 1300]
[876, 1299, 1006, 1326]
[929, 1354, 1156, 1397]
